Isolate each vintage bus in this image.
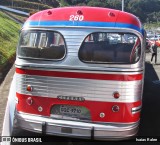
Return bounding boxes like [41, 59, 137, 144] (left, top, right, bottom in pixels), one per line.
[15, 6, 146, 140]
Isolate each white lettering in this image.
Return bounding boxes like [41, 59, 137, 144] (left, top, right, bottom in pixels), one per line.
[69, 15, 84, 21]
[28, 138, 42, 142]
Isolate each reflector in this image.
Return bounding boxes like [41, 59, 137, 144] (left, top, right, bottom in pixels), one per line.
[26, 97, 33, 105]
[26, 85, 33, 92]
[112, 105, 120, 112]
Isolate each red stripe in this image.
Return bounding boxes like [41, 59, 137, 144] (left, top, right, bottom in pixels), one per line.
[16, 68, 142, 81]
[16, 93, 141, 123]
[28, 7, 140, 27]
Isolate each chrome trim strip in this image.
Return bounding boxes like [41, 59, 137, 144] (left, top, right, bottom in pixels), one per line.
[18, 111, 140, 125]
[132, 105, 142, 114]
[15, 65, 143, 75]
[15, 63, 145, 73]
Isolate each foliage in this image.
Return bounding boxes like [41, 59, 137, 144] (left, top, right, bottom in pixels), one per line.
[0, 0, 59, 12]
[56, 0, 70, 6]
[0, 0, 160, 23]
[0, 12, 20, 66]
[144, 22, 160, 31]
[54, 0, 160, 23]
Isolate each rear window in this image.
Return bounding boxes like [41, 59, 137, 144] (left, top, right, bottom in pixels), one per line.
[18, 30, 66, 60]
[79, 32, 141, 64]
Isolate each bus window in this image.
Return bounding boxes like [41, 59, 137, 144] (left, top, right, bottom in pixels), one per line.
[20, 32, 37, 47]
[79, 32, 141, 64]
[39, 33, 47, 48]
[18, 30, 66, 60]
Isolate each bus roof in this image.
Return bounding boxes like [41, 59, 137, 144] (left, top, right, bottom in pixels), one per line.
[23, 7, 143, 34]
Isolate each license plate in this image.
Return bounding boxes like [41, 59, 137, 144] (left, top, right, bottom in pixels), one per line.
[51, 104, 91, 121]
[60, 105, 82, 115]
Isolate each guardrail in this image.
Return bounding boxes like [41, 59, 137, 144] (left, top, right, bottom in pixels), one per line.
[0, 5, 29, 17]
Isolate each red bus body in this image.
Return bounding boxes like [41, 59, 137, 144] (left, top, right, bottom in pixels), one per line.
[15, 7, 145, 140]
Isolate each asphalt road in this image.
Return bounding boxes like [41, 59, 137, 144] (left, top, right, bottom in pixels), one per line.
[1, 52, 160, 145]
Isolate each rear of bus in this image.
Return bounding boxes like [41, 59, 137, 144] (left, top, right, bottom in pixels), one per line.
[15, 7, 145, 140]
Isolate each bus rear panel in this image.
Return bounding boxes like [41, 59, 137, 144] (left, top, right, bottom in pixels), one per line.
[15, 7, 145, 140]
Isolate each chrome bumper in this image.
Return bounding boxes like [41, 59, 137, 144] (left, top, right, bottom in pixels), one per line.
[15, 111, 139, 140]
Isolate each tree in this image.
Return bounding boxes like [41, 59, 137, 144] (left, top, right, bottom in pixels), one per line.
[87, 0, 107, 7]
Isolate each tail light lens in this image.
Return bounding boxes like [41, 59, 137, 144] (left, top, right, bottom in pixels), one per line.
[112, 105, 120, 112]
[26, 97, 33, 105]
[113, 91, 120, 99]
[26, 85, 33, 92]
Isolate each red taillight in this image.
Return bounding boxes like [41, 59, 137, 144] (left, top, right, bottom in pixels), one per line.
[26, 85, 33, 92]
[112, 105, 120, 112]
[26, 97, 33, 105]
[113, 91, 120, 99]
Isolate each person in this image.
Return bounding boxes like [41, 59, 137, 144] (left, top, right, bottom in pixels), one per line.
[150, 40, 158, 64]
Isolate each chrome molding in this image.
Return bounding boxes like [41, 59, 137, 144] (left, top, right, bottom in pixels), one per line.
[132, 105, 142, 114]
[16, 73, 143, 103]
[15, 111, 139, 140]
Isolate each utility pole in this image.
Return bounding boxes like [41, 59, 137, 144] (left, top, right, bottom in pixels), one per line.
[122, 0, 124, 11]
[12, 0, 13, 8]
[38, 0, 41, 11]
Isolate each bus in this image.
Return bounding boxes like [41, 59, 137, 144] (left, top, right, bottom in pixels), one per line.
[15, 6, 146, 140]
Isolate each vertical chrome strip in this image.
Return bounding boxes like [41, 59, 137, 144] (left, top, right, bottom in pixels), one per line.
[132, 105, 142, 114]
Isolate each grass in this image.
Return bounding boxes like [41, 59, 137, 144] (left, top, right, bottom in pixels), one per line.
[144, 22, 160, 32]
[0, 0, 54, 13]
[0, 11, 21, 66]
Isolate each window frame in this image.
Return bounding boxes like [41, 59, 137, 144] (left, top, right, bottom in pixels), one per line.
[78, 32, 142, 65]
[17, 30, 67, 61]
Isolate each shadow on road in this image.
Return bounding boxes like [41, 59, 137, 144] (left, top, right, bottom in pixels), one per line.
[138, 62, 160, 136]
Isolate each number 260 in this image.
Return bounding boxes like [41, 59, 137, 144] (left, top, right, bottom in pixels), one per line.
[69, 15, 84, 21]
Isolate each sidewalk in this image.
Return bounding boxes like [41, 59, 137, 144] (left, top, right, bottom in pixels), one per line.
[0, 66, 15, 136]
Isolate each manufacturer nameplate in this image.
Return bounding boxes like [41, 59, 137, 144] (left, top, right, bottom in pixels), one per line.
[57, 95, 85, 101]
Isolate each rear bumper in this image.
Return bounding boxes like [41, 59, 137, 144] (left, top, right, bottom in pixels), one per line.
[15, 111, 139, 140]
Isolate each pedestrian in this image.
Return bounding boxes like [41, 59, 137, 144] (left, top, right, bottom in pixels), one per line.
[150, 40, 158, 64]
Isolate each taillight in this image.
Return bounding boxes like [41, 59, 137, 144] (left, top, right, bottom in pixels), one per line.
[26, 97, 33, 105]
[26, 85, 33, 92]
[112, 105, 120, 112]
[113, 91, 120, 99]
